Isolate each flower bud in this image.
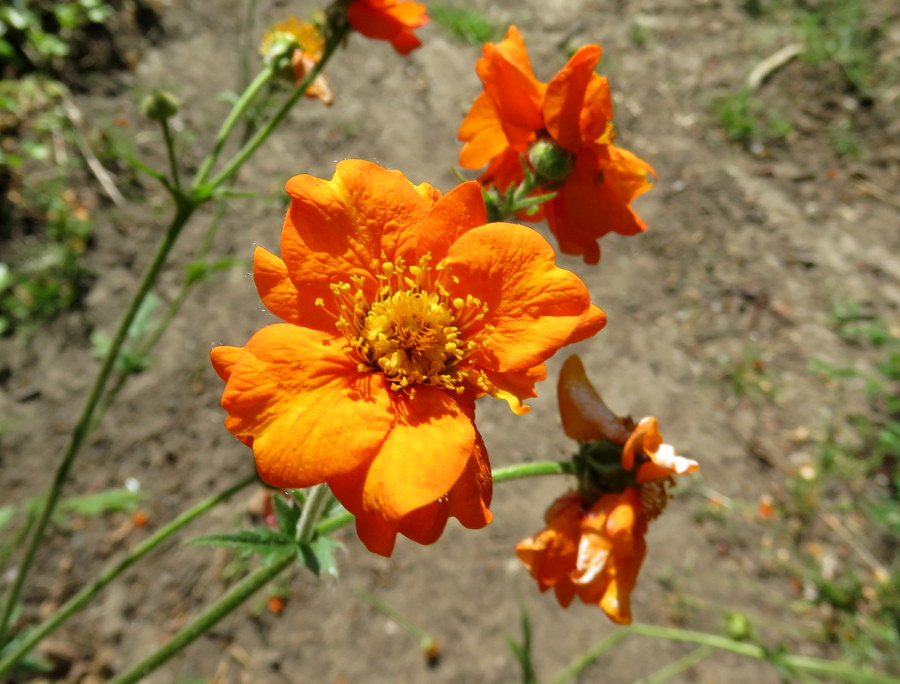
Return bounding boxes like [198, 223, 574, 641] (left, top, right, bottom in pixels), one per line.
[725, 612, 753, 641]
[261, 33, 300, 72]
[141, 90, 180, 122]
[529, 139, 574, 182]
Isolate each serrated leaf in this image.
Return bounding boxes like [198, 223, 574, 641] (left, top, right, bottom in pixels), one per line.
[188, 529, 292, 556]
[273, 494, 300, 537]
[298, 536, 342, 578]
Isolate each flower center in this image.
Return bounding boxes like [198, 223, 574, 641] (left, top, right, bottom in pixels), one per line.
[326, 255, 490, 392]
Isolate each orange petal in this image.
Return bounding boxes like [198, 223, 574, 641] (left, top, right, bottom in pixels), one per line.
[626, 417, 698, 482]
[564, 304, 607, 346]
[332, 427, 491, 556]
[477, 147, 527, 194]
[253, 247, 331, 332]
[579, 75, 613, 144]
[543, 45, 602, 152]
[219, 324, 393, 488]
[458, 91, 510, 170]
[280, 160, 438, 303]
[361, 387, 477, 523]
[445, 428, 493, 529]
[557, 355, 631, 444]
[516, 491, 583, 589]
[476, 27, 544, 147]
[351, 508, 400, 556]
[544, 148, 655, 264]
[399, 180, 486, 263]
[482, 363, 546, 415]
[210, 345, 243, 382]
[346, 0, 428, 55]
[576, 489, 647, 624]
[443, 222, 596, 376]
[622, 416, 661, 471]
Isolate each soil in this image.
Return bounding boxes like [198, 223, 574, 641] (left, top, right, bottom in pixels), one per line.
[2, 1, 899, 683]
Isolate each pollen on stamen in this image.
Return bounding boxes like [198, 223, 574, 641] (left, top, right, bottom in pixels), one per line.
[324, 255, 491, 394]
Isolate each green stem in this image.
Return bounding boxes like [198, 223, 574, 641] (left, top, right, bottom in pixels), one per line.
[0, 200, 197, 643]
[206, 25, 348, 190]
[630, 624, 896, 684]
[546, 630, 631, 684]
[161, 118, 182, 192]
[192, 67, 275, 189]
[108, 551, 294, 684]
[635, 646, 714, 684]
[316, 511, 353, 536]
[353, 589, 437, 652]
[91, 197, 231, 431]
[295, 484, 330, 543]
[0, 474, 257, 677]
[491, 461, 575, 484]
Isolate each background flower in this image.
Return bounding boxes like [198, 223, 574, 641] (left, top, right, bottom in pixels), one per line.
[458, 26, 655, 264]
[346, 0, 428, 55]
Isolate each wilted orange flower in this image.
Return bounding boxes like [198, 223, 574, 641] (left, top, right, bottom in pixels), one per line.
[346, 0, 428, 55]
[260, 17, 333, 104]
[212, 161, 605, 556]
[516, 356, 697, 623]
[458, 26, 655, 264]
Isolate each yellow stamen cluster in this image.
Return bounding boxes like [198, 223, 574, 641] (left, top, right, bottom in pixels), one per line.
[325, 255, 491, 393]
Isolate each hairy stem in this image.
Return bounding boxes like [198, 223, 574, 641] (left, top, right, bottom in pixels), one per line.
[0, 199, 196, 642]
[0, 474, 257, 676]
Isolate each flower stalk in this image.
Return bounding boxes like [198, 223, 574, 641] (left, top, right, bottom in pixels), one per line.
[108, 551, 295, 684]
[0, 20, 349, 646]
[548, 624, 898, 684]
[0, 199, 196, 643]
[0, 474, 257, 677]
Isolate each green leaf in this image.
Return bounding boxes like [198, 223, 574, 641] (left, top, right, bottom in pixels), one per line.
[505, 603, 537, 684]
[3, 7, 34, 30]
[56, 488, 144, 519]
[297, 536, 342, 577]
[273, 493, 299, 538]
[188, 529, 292, 555]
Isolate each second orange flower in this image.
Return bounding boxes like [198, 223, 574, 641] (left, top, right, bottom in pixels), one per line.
[458, 27, 655, 265]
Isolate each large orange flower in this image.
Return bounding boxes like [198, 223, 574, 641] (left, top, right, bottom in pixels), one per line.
[516, 356, 697, 623]
[346, 0, 428, 55]
[212, 161, 605, 556]
[458, 26, 655, 264]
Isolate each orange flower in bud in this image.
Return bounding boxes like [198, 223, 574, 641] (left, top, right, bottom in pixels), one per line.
[212, 161, 605, 556]
[347, 0, 428, 55]
[516, 355, 697, 623]
[260, 17, 333, 105]
[458, 26, 655, 264]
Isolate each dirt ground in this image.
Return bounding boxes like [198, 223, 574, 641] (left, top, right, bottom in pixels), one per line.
[3, 0, 899, 682]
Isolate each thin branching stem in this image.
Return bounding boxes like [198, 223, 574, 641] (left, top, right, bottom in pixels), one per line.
[0, 474, 257, 676]
[0, 199, 196, 643]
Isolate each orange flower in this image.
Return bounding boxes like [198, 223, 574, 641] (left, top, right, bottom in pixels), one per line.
[516, 356, 697, 622]
[516, 489, 646, 623]
[346, 0, 428, 55]
[212, 161, 605, 556]
[458, 26, 655, 264]
[260, 17, 333, 104]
